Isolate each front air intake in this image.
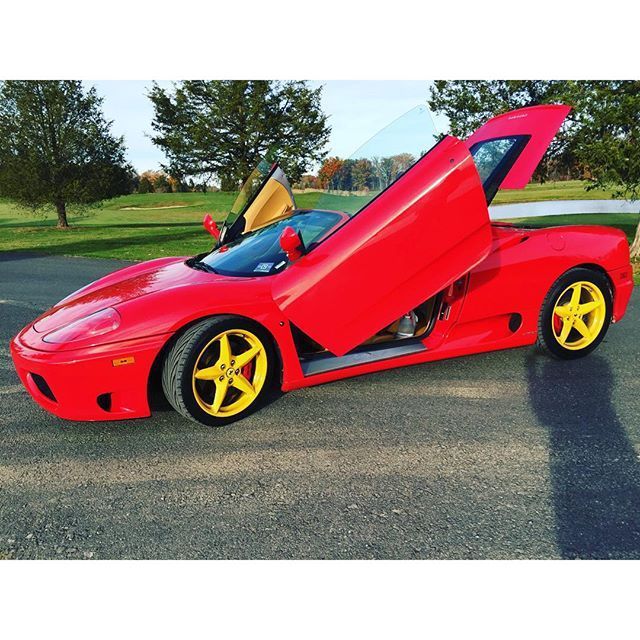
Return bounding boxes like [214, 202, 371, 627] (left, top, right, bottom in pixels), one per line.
[30, 373, 56, 402]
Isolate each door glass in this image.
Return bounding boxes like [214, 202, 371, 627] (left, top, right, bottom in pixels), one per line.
[470, 137, 520, 182]
[311, 105, 441, 216]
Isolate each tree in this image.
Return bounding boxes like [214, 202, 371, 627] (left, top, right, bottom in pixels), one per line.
[318, 157, 344, 189]
[352, 158, 374, 191]
[428, 81, 580, 182]
[148, 81, 330, 190]
[571, 81, 640, 259]
[0, 81, 133, 228]
[138, 175, 154, 193]
[372, 156, 395, 190]
[391, 153, 415, 178]
[153, 172, 172, 193]
[333, 159, 355, 191]
[429, 80, 640, 259]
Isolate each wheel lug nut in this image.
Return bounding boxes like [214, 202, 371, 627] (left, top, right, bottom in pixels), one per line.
[220, 364, 225, 370]
[230, 360, 235, 365]
[235, 369, 240, 374]
[219, 375, 224, 381]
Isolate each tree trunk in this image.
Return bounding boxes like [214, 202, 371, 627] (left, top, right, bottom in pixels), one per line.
[630, 217, 640, 260]
[55, 200, 69, 228]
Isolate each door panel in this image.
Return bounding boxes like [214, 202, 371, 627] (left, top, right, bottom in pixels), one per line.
[271, 136, 491, 356]
[466, 104, 571, 189]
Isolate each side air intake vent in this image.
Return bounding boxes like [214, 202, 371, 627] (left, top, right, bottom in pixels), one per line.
[97, 393, 112, 412]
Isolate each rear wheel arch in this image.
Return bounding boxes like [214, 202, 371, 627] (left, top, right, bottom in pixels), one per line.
[573, 262, 614, 294]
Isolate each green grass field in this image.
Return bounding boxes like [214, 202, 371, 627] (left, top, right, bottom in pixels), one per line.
[0, 180, 637, 281]
[491, 179, 613, 204]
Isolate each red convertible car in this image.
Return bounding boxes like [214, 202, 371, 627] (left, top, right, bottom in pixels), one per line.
[11, 104, 634, 426]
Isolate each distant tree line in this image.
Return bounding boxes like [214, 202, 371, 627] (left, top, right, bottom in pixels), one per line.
[310, 153, 415, 193]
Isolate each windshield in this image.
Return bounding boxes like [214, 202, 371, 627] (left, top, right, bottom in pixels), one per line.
[200, 209, 346, 277]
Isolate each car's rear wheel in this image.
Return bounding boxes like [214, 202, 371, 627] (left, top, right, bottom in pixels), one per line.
[537, 267, 612, 360]
[162, 316, 276, 426]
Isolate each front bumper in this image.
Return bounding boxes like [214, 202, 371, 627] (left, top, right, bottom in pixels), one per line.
[10, 328, 172, 422]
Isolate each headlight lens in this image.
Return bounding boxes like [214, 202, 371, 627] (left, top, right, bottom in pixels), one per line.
[43, 307, 121, 344]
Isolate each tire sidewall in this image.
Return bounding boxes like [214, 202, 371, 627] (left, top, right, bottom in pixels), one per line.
[539, 268, 612, 360]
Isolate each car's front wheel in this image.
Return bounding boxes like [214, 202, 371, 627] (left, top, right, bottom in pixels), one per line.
[537, 267, 612, 360]
[162, 316, 276, 426]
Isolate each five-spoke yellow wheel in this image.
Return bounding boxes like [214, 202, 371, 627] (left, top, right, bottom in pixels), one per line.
[538, 268, 612, 360]
[192, 329, 268, 417]
[162, 316, 275, 427]
[551, 281, 606, 350]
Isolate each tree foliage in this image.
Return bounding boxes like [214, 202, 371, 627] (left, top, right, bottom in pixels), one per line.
[318, 157, 344, 188]
[570, 81, 640, 257]
[0, 80, 133, 227]
[429, 80, 640, 257]
[428, 81, 580, 181]
[320, 154, 415, 192]
[148, 80, 330, 190]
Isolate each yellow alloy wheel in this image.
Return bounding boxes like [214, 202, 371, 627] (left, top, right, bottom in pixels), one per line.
[191, 329, 268, 417]
[551, 280, 607, 351]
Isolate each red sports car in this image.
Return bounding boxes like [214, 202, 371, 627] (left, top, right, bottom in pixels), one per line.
[10, 104, 634, 427]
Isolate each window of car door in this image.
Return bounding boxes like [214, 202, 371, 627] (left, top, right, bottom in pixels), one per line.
[469, 135, 531, 204]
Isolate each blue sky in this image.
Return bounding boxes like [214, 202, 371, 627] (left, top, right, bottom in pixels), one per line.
[92, 80, 446, 172]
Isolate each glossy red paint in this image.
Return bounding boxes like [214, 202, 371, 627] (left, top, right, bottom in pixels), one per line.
[10, 104, 635, 423]
[279, 226, 305, 261]
[466, 104, 572, 189]
[203, 214, 221, 240]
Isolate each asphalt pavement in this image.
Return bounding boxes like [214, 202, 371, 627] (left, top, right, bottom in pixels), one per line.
[1, 252, 639, 559]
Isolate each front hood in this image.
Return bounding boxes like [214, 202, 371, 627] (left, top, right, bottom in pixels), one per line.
[33, 257, 225, 334]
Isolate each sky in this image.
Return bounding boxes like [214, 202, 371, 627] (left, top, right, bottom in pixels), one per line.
[92, 80, 447, 173]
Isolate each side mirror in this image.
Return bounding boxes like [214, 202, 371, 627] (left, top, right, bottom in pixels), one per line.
[279, 226, 305, 261]
[203, 214, 220, 240]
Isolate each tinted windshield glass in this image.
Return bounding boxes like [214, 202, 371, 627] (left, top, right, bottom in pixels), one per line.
[200, 210, 344, 277]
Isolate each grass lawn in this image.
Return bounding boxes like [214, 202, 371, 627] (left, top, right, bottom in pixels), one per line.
[0, 191, 372, 262]
[0, 180, 637, 282]
[491, 179, 613, 204]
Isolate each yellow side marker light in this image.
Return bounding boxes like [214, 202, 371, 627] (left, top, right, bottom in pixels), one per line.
[112, 356, 135, 367]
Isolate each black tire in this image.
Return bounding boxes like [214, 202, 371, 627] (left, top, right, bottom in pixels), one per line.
[161, 315, 277, 427]
[537, 267, 612, 360]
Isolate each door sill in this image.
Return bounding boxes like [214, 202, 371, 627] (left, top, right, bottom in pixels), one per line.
[300, 340, 427, 377]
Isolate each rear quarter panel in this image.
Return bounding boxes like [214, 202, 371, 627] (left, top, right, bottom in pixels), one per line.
[452, 225, 632, 347]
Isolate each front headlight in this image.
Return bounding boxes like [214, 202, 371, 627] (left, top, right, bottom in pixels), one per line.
[43, 307, 121, 344]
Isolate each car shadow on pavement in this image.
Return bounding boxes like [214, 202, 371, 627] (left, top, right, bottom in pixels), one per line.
[526, 353, 640, 559]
